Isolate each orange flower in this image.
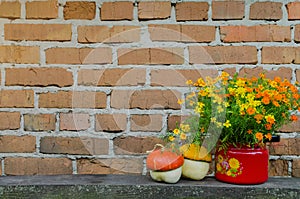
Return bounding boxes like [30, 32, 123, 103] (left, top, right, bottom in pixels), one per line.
[274, 94, 282, 101]
[265, 123, 272, 130]
[262, 96, 270, 105]
[259, 73, 265, 79]
[247, 129, 253, 134]
[254, 114, 264, 123]
[265, 115, 275, 124]
[274, 77, 281, 83]
[291, 115, 298, 121]
[265, 133, 272, 141]
[246, 107, 256, 115]
[255, 132, 263, 141]
[272, 100, 280, 107]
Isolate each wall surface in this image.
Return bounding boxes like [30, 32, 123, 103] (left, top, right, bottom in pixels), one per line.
[0, 0, 299, 177]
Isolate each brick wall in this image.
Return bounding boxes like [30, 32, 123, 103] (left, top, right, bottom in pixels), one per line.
[0, 0, 299, 177]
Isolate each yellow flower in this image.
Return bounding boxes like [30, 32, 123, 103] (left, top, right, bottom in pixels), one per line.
[216, 122, 223, 128]
[195, 102, 205, 113]
[197, 78, 206, 87]
[236, 79, 246, 87]
[169, 136, 175, 142]
[223, 120, 231, 128]
[186, 80, 193, 85]
[180, 133, 187, 140]
[180, 124, 190, 132]
[216, 163, 222, 172]
[173, 128, 180, 135]
[217, 105, 224, 113]
[224, 102, 230, 107]
[226, 170, 232, 176]
[211, 117, 217, 123]
[221, 71, 229, 78]
[229, 158, 240, 169]
[177, 99, 184, 105]
[217, 155, 224, 163]
[270, 80, 278, 88]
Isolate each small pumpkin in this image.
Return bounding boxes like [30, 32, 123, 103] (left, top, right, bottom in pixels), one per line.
[146, 144, 184, 183]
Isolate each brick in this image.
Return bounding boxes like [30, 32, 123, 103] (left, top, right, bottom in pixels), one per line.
[0, 112, 20, 130]
[26, 0, 58, 19]
[292, 159, 300, 177]
[223, 68, 237, 77]
[0, 135, 35, 153]
[118, 48, 184, 65]
[212, 1, 244, 20]
[78, 69, 146, 86]
[0, 90, 34, 108]
[261, 47, 300, 64]
[4, 157, 72, 175]
[130, 90, 181, 110]
[138, 1, 171, 20]
[101, 2, 133, 21]
[269, 159, 289, 177]
[239, 67, 292, 81]
[296, 70, 300, 83]
[95, 114, 127, 132]
[0, 1, 20, 19]
[189, 46, 257, 64]
[176, 2, 208, 21]
[265, 68, 293, 80]
[110, 90, 134, 109]
[111, 90, 181, 110]
[0, 46, 39, 64]
[269, 138, 300, 155]
[287, 2, 300, 20]
[250, 2, 282, 20]
[150, 69, 218, 87]
[238, 67, 264, 78]
[113, 136, 164, 154]
[6, 68, 73, 87]
[45, 48, 112, 64]
[78, 26, 140, 43]
[39, 91, 106, 109]
[220, 25, 290, 42]
[167, 115, 189, 131]
[64, 1, 95, 20]
[60, 113, 90, 131]
[295, 25, 300, 42]
[24, 114, 56, 131]
[131, 114, 163, 132]
[40, 137, 109, 155]
[77, 158, 143, 174]
[5, 24, 71, 41]
[149, 24, 215, 42]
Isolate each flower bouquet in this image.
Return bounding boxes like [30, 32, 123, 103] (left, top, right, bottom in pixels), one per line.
[179, 72, 300, 184]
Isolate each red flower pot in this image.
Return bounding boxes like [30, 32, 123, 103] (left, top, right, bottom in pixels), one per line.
[215, 146, 269, 185]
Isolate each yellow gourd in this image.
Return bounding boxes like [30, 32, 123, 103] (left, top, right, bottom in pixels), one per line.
[180, 143, 212, 162]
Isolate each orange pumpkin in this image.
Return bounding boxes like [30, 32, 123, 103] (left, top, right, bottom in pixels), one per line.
[146, 149, 184, 171]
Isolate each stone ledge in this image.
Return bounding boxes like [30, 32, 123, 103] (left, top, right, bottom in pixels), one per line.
[0, 175, 299, 199]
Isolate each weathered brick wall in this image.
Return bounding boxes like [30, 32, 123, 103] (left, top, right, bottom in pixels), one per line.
[0, 0, 299, 177]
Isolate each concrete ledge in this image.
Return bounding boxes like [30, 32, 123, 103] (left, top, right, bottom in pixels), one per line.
[0, 175, 299, 199]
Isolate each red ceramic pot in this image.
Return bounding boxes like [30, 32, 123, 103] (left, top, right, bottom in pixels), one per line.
[215, 146, 269, 185]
